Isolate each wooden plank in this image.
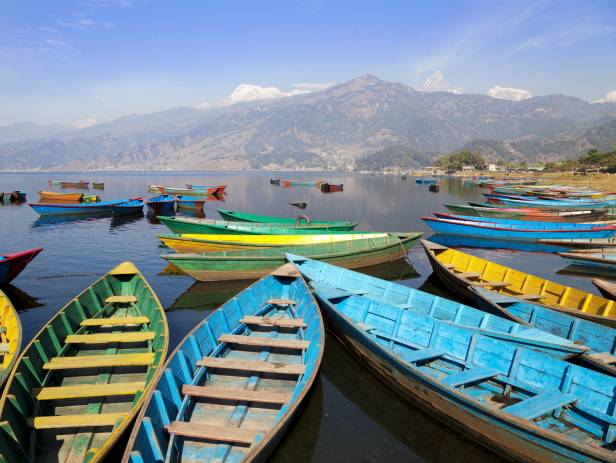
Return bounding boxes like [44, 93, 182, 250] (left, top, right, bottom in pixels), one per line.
[266, 298, 296, 306]
[457, 272, 481, 278]
[516, 294, 543, 301]
[404, 348, 444, 363]
[80, 316, 150, 327]
[182, 385, 292, 404]
[44, 352, 154, 370]
[587, 352, 616, 365]
[105, 295, 138, 304]
[218, 334, 309, 350]
[442, 367, 500, 387]
[197, 357, 305, 375]
[269, 263, 300, 278]
[29, 412, 126, 429]
[475, 281, 510, 288]
[0, 343, 9, 353]
[33, 381, 145, 400]
[503, 391, 577, 420]
[65, 332, 154, 344]
[241, 316, 306, 328]
[166, 421, 265, 444]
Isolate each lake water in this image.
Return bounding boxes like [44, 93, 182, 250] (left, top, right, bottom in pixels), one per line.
[1, 171, 604, 462]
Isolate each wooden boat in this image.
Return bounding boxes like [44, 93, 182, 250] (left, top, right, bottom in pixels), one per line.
[592, 279, 616, 300]
[159, 232, 396, 254]
[320, 183, 343, 193]
[430, 233, 572, 253]
[286, 255, 587, 358]
[175, 195, 206, 210]
[428, 184, 440, 192]
[29, 198, 131, 216]
[0, 289, 21, 388]
[0, 262, 168, 463]
[289, 201, 307, 209]
[422, 217, 615, 240]
[145, 194, 175, 213]
[281, 179, 325, 188]
[218, 208, 349, 226]
[162, 233, 422, 281]
[432, 212, 613, 230]
[158, 216, 358, 235]
[415, 178, 437, 184]
[270, 178, 280, 185]
[38, 191, 83, 202]
[122, 264, 324, 463]
[498, 197, 616, 210]
[92, 182, 104, 189]
[422, 240, 616, 327]
[7, 191, 26, 202]
[111, 198, 144, 216]
[48, 180, 62, 186]
[0, 248, 43, 285]
[539, 237, 616, 248]
[559, 251, 616, 276]
[468, 286, 616, 375]
[82, 194, 100, 203]
[186, 184, 226, 195]
[148, 185, 212, 196]
[300, 255, 616, 463]
[59, 180, 89, 188]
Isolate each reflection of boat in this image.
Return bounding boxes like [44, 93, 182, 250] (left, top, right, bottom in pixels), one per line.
[32, 214, 109, 228]
[167, 280, 252, 311]
[109, 214, 144, 229]
[2, 284, 43, 310]
[428, 233, 570, 253]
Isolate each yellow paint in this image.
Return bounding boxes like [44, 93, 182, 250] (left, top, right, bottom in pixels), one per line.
[34, 381, 145, 400]
[104, 295, 138, 304]
[0, 290, 21, 374]
[30, 412, 126, 429]
[65, 332, 155, 344]
[80, 316, 149, 326]
[44, 352, 155, 370]
[109, 261, 138, 275]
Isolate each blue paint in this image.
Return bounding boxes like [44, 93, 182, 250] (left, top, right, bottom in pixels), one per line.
[112, 198, 144, 216]
[432, 212, 610, 230]
[28, 198, 132, 216]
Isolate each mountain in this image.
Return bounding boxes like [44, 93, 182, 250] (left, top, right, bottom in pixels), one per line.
[0, 122, 71, 145]
[1, 75, 615, 170]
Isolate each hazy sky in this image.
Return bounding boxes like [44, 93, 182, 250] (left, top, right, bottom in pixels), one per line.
[1, 0, 615, 126]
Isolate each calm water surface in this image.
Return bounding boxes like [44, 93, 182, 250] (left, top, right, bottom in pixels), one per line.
[1, 171, 604, 462]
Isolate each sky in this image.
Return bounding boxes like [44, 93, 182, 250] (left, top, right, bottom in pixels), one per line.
[1, 0, 615, 126]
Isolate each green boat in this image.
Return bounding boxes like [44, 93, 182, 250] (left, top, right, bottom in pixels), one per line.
[162, 232, 422, 281]
[158, 215, 358, 234]
[218, 208, 349, 225]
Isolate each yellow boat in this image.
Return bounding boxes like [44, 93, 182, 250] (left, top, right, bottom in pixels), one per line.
[421, 240, 615, 327]
[159, 232, 389, 253]
[0, 289, 21, 388]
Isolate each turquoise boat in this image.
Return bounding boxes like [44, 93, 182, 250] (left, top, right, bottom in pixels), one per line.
[558, 251, 616, 276]
[123, 264, 324, 463]
[289, 255, 616, 462]
[28, 198, 131, 216]
[432, 213, 611, 230]
[175, 195, 206, 211]
[498, 197, 616, 210]
[217, 209, 348, 226]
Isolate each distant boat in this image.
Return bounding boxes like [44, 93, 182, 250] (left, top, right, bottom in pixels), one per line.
[428, 184, 440, 192]
[281, 179, 325, 188]
[92, 182, 104, 189]
[2, 191, 27, 202]
[320, 183, 343, 193]
[38, 191, 83, 202]
[270, 178, 281, 185]
[185, 184, 226, 196]
[415, 178, 437, 184]
[111, 198, 144, 216]
[289, 201, 308, 209]
[29, 199, 131, 216]
[145, 194, 175, 213]
[59, 180, 89, 188]
[175, 195, 206, 211]
[0, 248, 43, 285]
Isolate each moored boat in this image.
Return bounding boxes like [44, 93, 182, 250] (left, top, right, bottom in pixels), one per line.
[148, 185, 213, 196]
[0, 248, 43, 285]
[29, 198, 131, 216]
[175, 195, 206, 210]
[281, 179, 325, 188]
[415, 178, 437, 184]
[38, 191, 84, 202]
[111, 198, 144, 216]
[0, 289, 21, 388]
[217, 208, 350, 226]
[539, 237, 616, 248]
[92, 182, 104, 189]
[270, 178, 280, 185]
[559, 251, 616, 276]
[320, 183, 344, 193]
[145, 194, 175, 213]
[444, 203, 608, 222]
[122, 264, 324, 463]
[185, 184, 227, 196]
[432, 212, 614, 230]
[59, 180, 89, 188]
[592, 279, 616, 300]
[0, 262, 168, 463]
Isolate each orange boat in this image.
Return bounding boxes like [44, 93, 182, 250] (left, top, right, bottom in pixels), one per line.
[38, 191, 83, 202]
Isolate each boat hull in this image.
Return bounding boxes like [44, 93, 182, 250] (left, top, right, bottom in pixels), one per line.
[444, 204, 607, 222]
[28, 200, 129, 216]
[0, 248, 43, 285]
[217, 208, 348, 226]
[38, 191, 83, 202]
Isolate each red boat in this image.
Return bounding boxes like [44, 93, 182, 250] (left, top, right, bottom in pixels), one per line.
[320, 183, 344, 193]
[0, 248, 43, 285]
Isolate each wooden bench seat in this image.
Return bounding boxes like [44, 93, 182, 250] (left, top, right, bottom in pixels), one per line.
[402, 348, 445, 364]
[43, 352, 154, 370]
[80, 316, 150, 327]
[34, 381, 145, 400]
[503, 391, 577, 420]
[166, 421, 265, 444]
[105, 295, 137, 304]
[241, 316, 306, 328]
[515, 294, 543, 301]
[475, 281, 510, 288]
[197, 357, 305, 375]
[218, 334, 309, 350]
[266, 298, 296, 306]
[182, 385, 292, 404]
[587, 352, 616, 365]
[457, 272, 481, 279]
[29, 412, 126, 429]
[442, 367, 500, 387]
[65, 332, 154, 344]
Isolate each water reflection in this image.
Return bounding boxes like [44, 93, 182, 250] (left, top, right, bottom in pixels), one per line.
[3, 284, 43, 311]
[168, 280, 252, 312]
[109, 213, 144, 229]
[32, 214, 110, 228]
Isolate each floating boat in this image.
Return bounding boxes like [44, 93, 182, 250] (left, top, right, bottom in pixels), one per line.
[159, 232, 398, 254]
[148, 185, 213, 196]
[2, 191, 27, 202]
[175, 195, 206, 210]
[163, 233, 422, 281]
[539, 237, 616, 248]
[82, 194, 100, 203]
[289, 201, 307, 209]
[0, 248, 43, 285]
[432, 212, 613, 230]
[158, 216, 358, 234]
[281, 179, 325, 188]
[92, 182, 104, 189]
[422, 240, 616, 327]
[38, 191, 83, 202]
[218, 208, 348, 226]
[559, 251, 616, 276]
[185, 184, 227, 196]
[47, 180, 62, 186]
[111, 198, 144, 216]
[320, 183, 343, 193]
[59, 180, 89, 188]
[498, 197, 616, 210]
[122, 264, 324, 463]
[145, 194, 175, 213]
[429, 233, 571, 253]
[415, 178, 437, 184]
[0, 262, 168, 463]
[296, 255, 616, 463]
[29, 198, 131, 216]
[422, 217, 615, 240]
[0, 289, 21, 388]
[270, 178, 280, 185]
[286, 255, 587, 358]
[593, 279, 616, 300]
[428, 184, 440, 192]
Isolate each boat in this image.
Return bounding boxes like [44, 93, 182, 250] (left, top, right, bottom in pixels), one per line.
[270, 178, 281, 185]
[158, 216, 357, 234]
[175, 195, 206, 211]
[0, 262, 168, 463]
[59, 180, 89, 188]
[286, 255, 587, 358]
[422, 240, 616, 327]
[468, 286, 616, 375]
[422, 217, 615, 240]
[38, 191, 84, 202]
[29, 198, 132, 216]
[289, 201, 307, 209]
[159, 232, 399, 254]
[0, 288, 21, 388]
[0, 248, 43, 285]
[429, 233, 571, 253]
[162, 233, 422, 281]
[82, 194, 100, 203]
[432, 212, 613, 230]
[122, 264, 324, 463]
[281, 179, 325, 188]
[218, 208, 350, 226]
[145, 194, 175, 213]
[48, 180, 62, 186]
[111, 198, 144, 216]
[539, 237, 616, 248]
[3, 191, 27, 202]
[415, 178, 437, 184]
[148, 185, 213, 196]
[498, 197, 616, 210]
[320, 183, 343, 193]
[559, 251, 616, 276]
[185, 184, 227, 196]
[428, 184, 440, 192]
[92, 182, 104, 189]
[293, 255, 616, 463]
[593, 279, 616, 299]
[449, 204, 610, 223]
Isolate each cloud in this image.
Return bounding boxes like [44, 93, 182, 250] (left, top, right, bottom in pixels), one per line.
[224, 84, 306, 106]
[59, 18, 115, 30]
[516, 24, 616, 51]
[196, 101, 212, 110]
[487, 85, 533, 101]
[422, 70, 464, 94]
[73, 116, 98, 128]
[594, 90, 616, 104]
[292, 82, 335, 91]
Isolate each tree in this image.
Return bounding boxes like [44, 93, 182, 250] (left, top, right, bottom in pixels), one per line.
[436, 151, 486, 171]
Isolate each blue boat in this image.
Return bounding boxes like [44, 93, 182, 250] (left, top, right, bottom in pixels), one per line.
[111, 198, 144, 216]
[28, 198, 131, 216]
[288, 255, 616, 462]
[175, 195, 206, 210]
[415, 178, 438, 184]
[123, 264, 324, 463]
[498, 197, 616, 209]
[432, 212, 611, 230]
[558, 251, 616, 277]
[422, 217, 615, 240]
[429, 233, 572, 253]
[146, 194, 175, 213]
[469, 286, 616, 376]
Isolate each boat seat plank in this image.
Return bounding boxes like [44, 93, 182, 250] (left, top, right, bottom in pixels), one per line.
[457, 272, 481, 278]
[503, 391, 577, 420]
[80, 316, 150, 327]
[241, 316, 306, 328]
[444, 264, 456, 269]
[266, 298, 296, 306]
[218, 334, 309, 350]
[197, 357, 305, 375]
[29, 412, 126, 429]
[33, 381, 145, 400]
[105, 295, 138, 304]
[404, 348, 445, 363]
[587, 352, 616, 365]
[0, 343, 9, 353]
[166, 421, 265, 444]
[182, 385, 292, 404]
[475, 282, 510, 288]
[515, 294, 543, 301]
[442, 367, 500, 387]
[65, 332, 155, 344]
[44, 353, 154, 370]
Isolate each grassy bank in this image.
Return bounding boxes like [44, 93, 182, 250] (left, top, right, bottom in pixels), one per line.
[456, 171, 615, 190]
